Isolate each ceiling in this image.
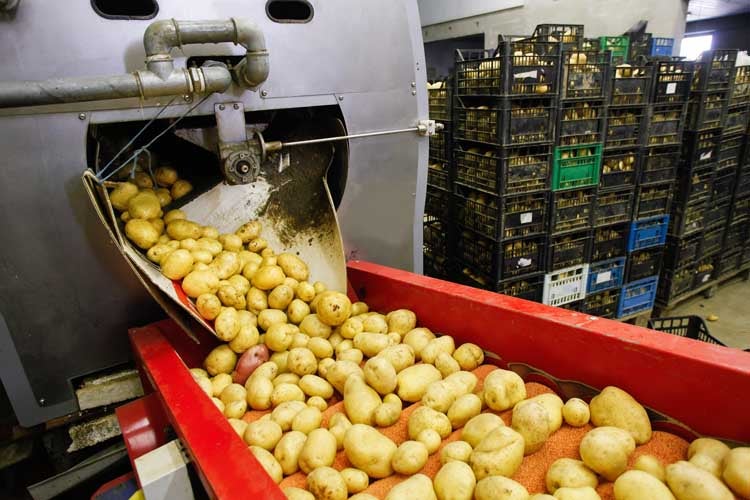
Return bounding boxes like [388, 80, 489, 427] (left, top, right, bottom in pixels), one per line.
[687, 0, 750, 21]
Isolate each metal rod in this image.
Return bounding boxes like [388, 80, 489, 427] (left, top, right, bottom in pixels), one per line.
[280, 127, 420, 148]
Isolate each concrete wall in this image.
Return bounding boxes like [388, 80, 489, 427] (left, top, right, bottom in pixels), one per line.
[686, 13, 750, 52]
[420, 0, 688, 52]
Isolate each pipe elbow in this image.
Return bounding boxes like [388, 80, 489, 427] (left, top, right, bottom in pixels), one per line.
[232, 18, 270, 88]
[143, 19, 177, 56]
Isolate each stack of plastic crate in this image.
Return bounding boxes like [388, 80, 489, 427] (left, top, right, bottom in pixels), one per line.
[451, 35, 560, 299]
[424, 79, 453, 279]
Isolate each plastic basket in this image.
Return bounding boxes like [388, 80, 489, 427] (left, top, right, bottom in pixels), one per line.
[547, 230, 592, 271]
[634, 182, 673, 219]
[599, 36, 629, 64]
[497, 272, 545, 301]
[594, 188, 634, 227]
[717, 134, 744, 173]
[543, 264, 589, 306]
[657, 267, 694, 303]
[428, 84, 452, 121]
[692, 258, 715, 287]
[628, 32, 651, 62]
[729, 65, 750, 107]
[587, 257, 626, 294]
[640, 146, 679, 185]
[453, 144, 550, 196]
[582, 288, 621, 318]
[731, 194, 750, 224]
[674, 164, 714, 207]
[551, 143, 602, 190]
[605, 106, 647, 149]
[685, 90, 728, 131]
[706, 196, 731, 228]
[691, 49, 739, 91]
[455, 227, 547, 281]
[427, 163, 450, 191]
[650, 37, 674, 57]
[560, 50, 610, 99]
[651, 61, 692, 104]
[723, 222, 747, 253]
[454, 98, 556, 146]
[533, 24, 583, 50]
[646, 104, 685, 146]
[715, 250, 742, 278]
[423, 249, 450, 280]
[608, 65, 652, 106]
[556, 100, 606, 146]
[425, 186, 451, 220]
[700, 226, 724, 258]
[549, 187, 595, 234]
[429, 123, 452, 163]
[663, 234, 701, 270]
[669, 200, 707, 238]
[593, 223, 628, 261]
[600, 148, 639, 191]
[423, 216, 450, 255]
[647, 315, 724, 345]
[682, 129, 722, 169]
[627, 215, 669, 251]
[617, 275, 658, 317]
[626, 247, 664, 282]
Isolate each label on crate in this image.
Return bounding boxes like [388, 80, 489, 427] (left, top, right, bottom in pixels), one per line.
[666, 82, 677, 95]
[553, 282, 583, 300]
[518, 258, 532, 268]
[596, 271, 612, 284]
[520, 212, 533, 224]
[702, 274, 710, 283]
[514, 70, 538, 80]
[700, 151, 712, 161]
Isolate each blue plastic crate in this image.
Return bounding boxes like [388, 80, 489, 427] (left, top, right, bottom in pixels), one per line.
[587, 257, 626, 294]
[650, 37, 674, 57]
[627, 215, 669, 251]
[617, 276, 658, 318]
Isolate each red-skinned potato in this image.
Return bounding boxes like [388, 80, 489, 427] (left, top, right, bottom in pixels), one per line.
[232, 344, 270, 385]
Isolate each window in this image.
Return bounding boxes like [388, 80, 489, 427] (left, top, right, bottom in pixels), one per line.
[680, 34, 713, 60]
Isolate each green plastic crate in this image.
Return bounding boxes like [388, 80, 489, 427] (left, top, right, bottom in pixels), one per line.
[552, 143, 603, 191]
[599, 36, 629, 63]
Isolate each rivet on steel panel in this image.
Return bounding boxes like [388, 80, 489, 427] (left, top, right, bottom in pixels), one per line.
[261, 90, 268, 97]
[78, 113, 86, 120]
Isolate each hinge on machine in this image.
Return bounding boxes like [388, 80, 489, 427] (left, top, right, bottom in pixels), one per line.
[417, 119, 443, 136]
[214, 102, 264, 184]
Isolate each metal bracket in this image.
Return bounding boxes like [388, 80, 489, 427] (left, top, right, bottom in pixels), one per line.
[214, 102, 264, 184]
[416, 119, 443, 136]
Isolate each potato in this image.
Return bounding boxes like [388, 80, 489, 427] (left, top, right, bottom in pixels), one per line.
[245, 375, 273, 410]
[171, 179, 192, 199]
[231, 344, 269, 385]
[360, 314, 387, 334]
[326, 359, 363, 393]
[528, 393, 564, 432]
[292, 406, 322, 434]
[228, 324, 259, 353]
[408, 406, 452, 440]
[271, 382, 305, 406]
[328, 412, 352, 450]
[390, 440, 429, 475]
[589, 386, 652, 445]
[513, 400, 551, 455]
[667, 461, 733, 500]
[633, 454, 665, 482]
[125, 219, 160, 249]
[299, 374, 333, 399]
[387, 332, 401, 345]
[444, 371, 479, 395]
[180, 238, 198, 251]
[283, 488, 314, 500]
[579, 426, 636, 481]
[419, 428, 443, 454]
[110, 182, 139, 211]
[385, 474, 437, 500]
[196, 238, 223, 257]
[448, 393, 482, 429]
[249, 446, 282, 484]
[462, 413, 505, 448]
[236, 220, 262, 243]
[133, 172, 153, 189]
[421, 336, 456, 365]
[689, 453, 722, 477]
[441, 441, 473, 465]
[300, 314, 332, 338]
[307, 396, 327, 412]
[149, 218, 165, 235]
[338, 348, 363, 364]
[153, 244, 192, 278]
[270, 401, 307, 430]
[307, 337, 333, 359]
[306, 466, 348, 500]
[317, 357, 335, 378]
[264, 323, 294, 352]
[374, 395, 402, 427]
[402, 328, 435, 360]
[182, 268, 220, 298]
[397, 363, 443, 402]
[166, 219, 201, 241]
[210, 251, 242, 280]
[482, 369, 527, 411]
[475, 476, 529, 500]
[190, 367, 208, 379]
[344, 424, 397, 478]
[287, 299, 311, 324]
[341, 468, 369, 494]
[225, 275, 250, 296]
[723, 447, 750, 498]
[227, 418, 248, 438]
[211, 373, 233, 397]
[162, 209, 185, 224]
[214, 307, 240, 341]
[154, 166, 178, 186]
[287, 347, 317, 376]
[204, 345, 237, 375]
[295, 281, 316, 302]
[613, 470, 675, 500]
[223, 399, 246, 418]
[258, 309, 287, 330]
[546, 458, 598, 493]
[377, 345, 415, 374]
[553, 487, 600, 500]
[563, 398, 590, 427]
[191, 249, 213, 265]
[244, 419, 282, 450]
[315, 292, 352, 326]
[531, 496, 557, 500]
[469, 426, 525, 480]
[451, 343, 484, 370]
[353, 332, 389, 357]
[299, 428, 337, 473]
[273, 373, 301, 387]
[335, 339, 354, 357]
[364, 357, 398, 395]
[247, 237, 267, 253]
[127, 191, 161, 220]
[246, 287, 268, 313]
[386, 309, 417, 334]
[350, 496, 379, 500]
[340, 317, 364, 339]
[433, 461, 475, 500]
[268, 284, 294, 311]
[687, 438, 730, 464]
[219, 382, 246, 405]
[252, 265, 286, 291]
[253, 361, 279, 380]
[195, 377, 212, 396]
[211, 397, 225, 412]
[215, 233, 241, 253]
[146, 243, 174, 263]
[274, 253, 309, 281]
[344, 375, 382, 425]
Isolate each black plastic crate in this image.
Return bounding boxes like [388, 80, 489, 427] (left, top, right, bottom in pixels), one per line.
[648, 315, 725, 345]
[691, 50, 739, 91]
[549, 187, 595, 234]
[533, 24, 583, 50]
[548, 230, 592, 271]
[429, 124, 452, 163]
[453, 185, 548, 240]
[455, 265, 492, 290]
[682, 129, 722, 169]
[634, 182, 672, 218]
[497, 272, 545, 301]
[453, 144, 550, 196]
[730, 65, 750, 107]
[685, 90, 728, 131]
[425, 185, 451, 220]
[592, 223, 628, 261]
[738, 168, 750, 198]
[657, 268, 694, 304]
[674, 164, 714, 206]
[704, 198, 731, 229]
[743, 244, 750, 264]
[608, 65, 652, 106]
[724, 222, 747, 253]
[556, 100, 606, 146]
[605, 106, 647, 149]
[712, 171, 736, 203]
[593, 188, 634, 227]
[640, 146, 679, 185]
[427, 163, 451, 191]
[645, 104, 685, 146]
[700, 226, 725, 258]
[559, 300, 584, 312]
[717, 134, 744, 173]
[669, 200, 706, 237]
[626, 247, 664, 283]
[715, 250, 742, 278]
[731, 193, 750, 224]
[454, 98, 555, 146]
[664, 234, 701, 270]
[693, 258, 715, 287]
[560, 50, 610, 99]
[428, 84, 452, 121]
[724, 105, 750, 136]
[600, 148, 639, 191]
[582, 288, 621, 318]
[628, 32, 651, 62]
[423, 215, 450, 252]
[423, 249, 450, 280]
[455, 226, 547, 281]
[651, 60, 692, 104]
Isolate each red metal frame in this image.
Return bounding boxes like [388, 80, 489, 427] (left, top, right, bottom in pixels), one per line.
[116, 394, 170, 484]
[125, 260, 750, 499]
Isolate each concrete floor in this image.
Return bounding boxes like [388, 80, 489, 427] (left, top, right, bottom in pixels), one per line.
[666, 274, 750, 350]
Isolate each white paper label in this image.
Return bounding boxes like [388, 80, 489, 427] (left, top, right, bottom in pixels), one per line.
[517, 258, 532, 268]
[702, 274, 710, 283]
[554, 282, 582, 299]
[520, 212, 533, 224]
[700, 151, 712, 160]
[596, 271, 612, 284]
[666, 82, 677, 94]
[515, 70, 538, 80]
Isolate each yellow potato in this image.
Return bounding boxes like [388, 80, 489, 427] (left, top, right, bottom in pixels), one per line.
[292, 406, 322, 434]
[482, 368, 527, 411]
[462, 412, 505, 448]
[448, 393, 482, 429]
[257, 309, 287, 330]
[223, 399, 246, 419]
[270, 400, 306, 431]
[579, 426, 636, 481]
[353, 332, 390, 357]
[340, 317, 364, 339]
[299, 374, 333, 399]
[417, 428, 442, 454]
[226, 274, 250, 295]
[633, 454, 665, 482]
[270, 351, 289, 373]
[283, 487, 314, 500]
[251, 265, 286, 291]
[237, 309, 257, 327]
[386, 309, 417, 334]
[204, 345, 237, 375]
[422, 381, 458, 413]
[421, 335, 456, 364]
[246, 287, 268, 313]
[513, 400, 552, 455]
[190, 368, 208, 379]
[299, 428, 337, 473]
[326, 360, 363, 393]
[553, 487, 600, 500]
[385, 474, 436, 500]
[378, 344, 416, 373]
[689, 453, 722, 477]
[236, 220, 262, 243]
[245, 375, 273, 410]
[271, 382, 305, 406]
[341, 468, 369, 494]
[149, 218, 165, 235]
[128, 191, 161, 219]
[364, 357, 398, 395]
[440, 441, 473, 465]
[154, 188, 172, 207]
[163, 209, 186, 224]
[219, 382, 246, 405]
[307, 337, 333, 359]
[158, 248, 194, 281]
[723, 447, 750, 498]
[475, 476, 529, 500]
[210, 251, 242, 280]
[307, 396, 327, 412]
[276, 253, 309, 281]
[296, 281, 316, 302]
[274, 430, 306, 474]
[218, 233, 242, 252]
[210, 373, 232, 397]
[688, 438, 730, 464]
[613, 470, 675, 500]
[328, 412, 352, 450]
[546, 458, 598, 493]
[435, 351, 460, 377]
[109, 182, 139, 211]
[191, 249, 213, 265]
[374, 397, 402, 427]
[154, 166, 178, 186]
[166, 219, 202, 241]
[291, 332, 310, 348]
[214, 307, 240, 341]
[453, 343, 484, 370]
[316, 291, 352, 326]
[306, 466, 349, 500]
[408, 406, 452, 440]
[343, 424, 397, 478]
[391, 440, 430, 476]
[286, 299, 310, 324]
[469, 426, 525, 480]
[248, 446, 282, 484]
[397, 363, 443, 402]
[171, 179, 192, 199]
[196, 237, 223, 256]
[125, 219, 160, 249]
[244, 418, 282, 450]
[264, 323, 295, 352]
[273, 373, 300, 387]
[287, 347, 317, 376]
[146, 243, 174, 263]
[247, 237, 268, 253]
[666, 461, 733, 500]
[563, 398, 590, 427]
[133, 172, 153, 189]
[227, 418, 247, 438]
[210, 397, 224, 412]
[344, 375, 382, 425]
[227, 324, 259, 353]
[267, 284, 294, 311]
[433, 461, 475, 500]
[182, 269, 220, 298]
[589, 386, 652, 444]
[299, 313, 332, 338]
[362, 314, 388, 334]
